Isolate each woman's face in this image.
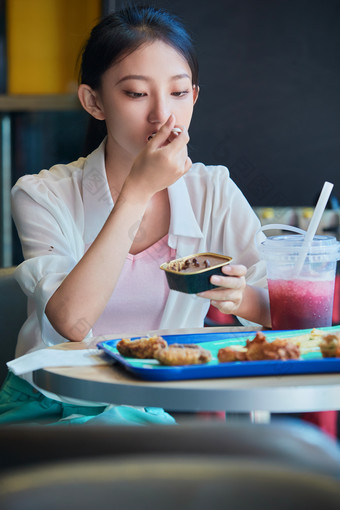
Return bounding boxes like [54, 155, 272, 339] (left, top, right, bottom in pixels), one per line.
[94, 40, 198, 160]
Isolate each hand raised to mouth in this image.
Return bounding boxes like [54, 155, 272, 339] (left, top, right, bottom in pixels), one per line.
[148, 127, 182, 141]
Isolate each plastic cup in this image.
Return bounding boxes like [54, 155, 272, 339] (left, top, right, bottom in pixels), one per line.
[259, 234, 340, 330]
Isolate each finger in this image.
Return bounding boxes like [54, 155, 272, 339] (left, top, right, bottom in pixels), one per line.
[148, 114, 176, 146]
[211, 300, 236, 314]
[167, 125, 190, 148]
[165, 127, 182, 143]
[221, 264, 247, 277]
[210, 273, 246, 289]
[198, 287, 242, 302]
[209, 288, 242, 301]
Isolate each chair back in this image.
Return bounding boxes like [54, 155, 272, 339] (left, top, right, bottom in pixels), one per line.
[0, 456, 339, 510]
[0, 267, 27, 385]
[1, 421, 340, 477]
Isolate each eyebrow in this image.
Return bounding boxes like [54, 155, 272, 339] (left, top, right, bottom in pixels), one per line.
[115, 73, 191, 85]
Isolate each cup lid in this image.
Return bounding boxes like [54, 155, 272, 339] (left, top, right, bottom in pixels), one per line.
[259, 234, 340, 262]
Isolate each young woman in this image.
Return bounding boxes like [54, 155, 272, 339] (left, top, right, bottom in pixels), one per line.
[1, 5, 270, 425]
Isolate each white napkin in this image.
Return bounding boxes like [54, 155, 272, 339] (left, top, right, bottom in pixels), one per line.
[7, 348, 112, 376]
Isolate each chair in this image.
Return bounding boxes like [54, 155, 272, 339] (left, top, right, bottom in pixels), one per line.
[0, 267, 27, 386]
[0, 455, 339, 510]
[1, 420, 340, 478]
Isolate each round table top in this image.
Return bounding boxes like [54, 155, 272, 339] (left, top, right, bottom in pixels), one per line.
[33, 327, 340, 413]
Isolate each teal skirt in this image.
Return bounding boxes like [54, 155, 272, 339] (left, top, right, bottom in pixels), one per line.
[0, 372, 176, 426]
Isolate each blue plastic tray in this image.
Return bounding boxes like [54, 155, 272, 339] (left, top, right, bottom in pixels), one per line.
[97, 326, 340, 381]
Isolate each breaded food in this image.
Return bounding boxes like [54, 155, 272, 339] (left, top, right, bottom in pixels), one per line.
[116, 335, 167, 359]
[246, 332, 300, 360]
[217, 347, 247, 363]
[169, 343, 201, 349]
[319, 333, 340, 358]
[218, 331, 300, 363]
[244, 332, 268, 361]
[258, 338, 300, 360]
[154, 344, 212, 366]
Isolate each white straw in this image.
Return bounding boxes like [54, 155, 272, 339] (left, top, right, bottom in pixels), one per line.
[294, 181, 334, 275]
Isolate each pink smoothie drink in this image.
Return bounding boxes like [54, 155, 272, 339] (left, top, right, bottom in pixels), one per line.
[268, 278, 335, 330]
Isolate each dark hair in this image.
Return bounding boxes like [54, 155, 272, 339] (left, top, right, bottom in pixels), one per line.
[80, 5, 199, 89]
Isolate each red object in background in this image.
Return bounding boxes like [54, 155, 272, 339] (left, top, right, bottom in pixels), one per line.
[206, 273, 340, 326]
[333, 274, 340, 324]
[197, 411, 226, 421]
[303, 274, 339, 439]
[205, 305, 239, 326]
[300, 411, 338, 439]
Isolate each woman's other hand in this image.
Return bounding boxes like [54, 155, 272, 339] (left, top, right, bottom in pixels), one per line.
[198, 264, 271, 327]
[197, 264, 247, 315]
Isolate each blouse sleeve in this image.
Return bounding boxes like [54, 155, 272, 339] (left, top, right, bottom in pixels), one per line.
[11, 174, 86, 346]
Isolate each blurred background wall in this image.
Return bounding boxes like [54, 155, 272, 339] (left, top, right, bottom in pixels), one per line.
[0, 0, 339, 267]
[146, 0, 340, 207]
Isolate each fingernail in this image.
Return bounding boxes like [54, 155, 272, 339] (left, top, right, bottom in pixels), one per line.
[211, 275, 221, 284]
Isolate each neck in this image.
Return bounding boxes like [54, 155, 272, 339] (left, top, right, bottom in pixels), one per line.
[104, 136, 135, 195]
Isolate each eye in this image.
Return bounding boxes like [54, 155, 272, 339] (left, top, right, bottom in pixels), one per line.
[124, 91, 147, 98]
[172, 90, 190, 97]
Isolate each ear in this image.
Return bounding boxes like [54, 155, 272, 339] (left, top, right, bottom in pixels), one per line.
[193, 85, 200, 105]
[78, 84, 106, 121]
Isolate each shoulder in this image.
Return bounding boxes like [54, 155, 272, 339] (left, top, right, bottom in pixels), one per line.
[12, 141, 106, 204]
[182, 162, 254, 216]
[185, 162, 230, 181]
[10, 157, 88, 225]
[11, 154, 90, 215]
[183, 162, 240, 197]
[12, 157, 86, 194]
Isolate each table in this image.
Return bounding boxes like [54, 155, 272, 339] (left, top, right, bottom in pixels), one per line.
[33, 327, 340, 420]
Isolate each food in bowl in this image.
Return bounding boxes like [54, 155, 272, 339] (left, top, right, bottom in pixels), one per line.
[160, 252, 232, 294]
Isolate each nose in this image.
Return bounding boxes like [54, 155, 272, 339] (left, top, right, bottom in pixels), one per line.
[147, 95, 170, 125]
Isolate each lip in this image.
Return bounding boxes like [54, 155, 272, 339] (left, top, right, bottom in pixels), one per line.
[147, 132, 157, 141]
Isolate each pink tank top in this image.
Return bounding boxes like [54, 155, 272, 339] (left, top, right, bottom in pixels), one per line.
[91, 235, 176, 336]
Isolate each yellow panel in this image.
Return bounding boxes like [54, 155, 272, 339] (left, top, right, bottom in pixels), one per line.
[7, 0, 101, 94]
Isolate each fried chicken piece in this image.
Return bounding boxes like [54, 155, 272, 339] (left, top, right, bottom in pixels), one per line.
[217, 347, 247, 363]
[218, 331, 300, 363]
[260, 338, 300, 360]
[116, 335, 167, 358]
[319, 333, 340, 358]
[169, 343, 201, 349]
[244, 332, 268, 360]
[244, 332, 299, 360]
[154, 345, 212, 366]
